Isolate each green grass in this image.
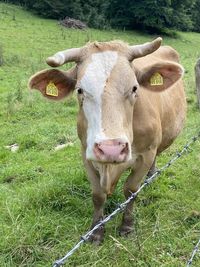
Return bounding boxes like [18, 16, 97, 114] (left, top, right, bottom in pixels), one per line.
[0, 2, 200, 267]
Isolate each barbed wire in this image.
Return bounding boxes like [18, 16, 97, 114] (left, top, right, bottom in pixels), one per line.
[52, 131, 200, 267]
[186, 238, 200, 267]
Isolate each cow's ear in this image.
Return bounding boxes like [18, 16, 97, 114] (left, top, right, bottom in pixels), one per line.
[136, 62, 184, 92]
[28, 67, 77, 100]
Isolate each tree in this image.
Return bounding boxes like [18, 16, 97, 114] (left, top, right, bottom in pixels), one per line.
[107, 0, 195, 33]
[192, 0, 200, 32]
[2, 0, 198, 32]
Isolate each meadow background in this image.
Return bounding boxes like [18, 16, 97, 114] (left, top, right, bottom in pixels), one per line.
[0, 3, 200, 267]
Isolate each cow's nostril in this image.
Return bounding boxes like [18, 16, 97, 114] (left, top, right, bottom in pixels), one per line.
[120, 142, 129, 154]
[94, 140, 130, 163]
[95, 143, 104, 155]
[98, 148, 104, 154]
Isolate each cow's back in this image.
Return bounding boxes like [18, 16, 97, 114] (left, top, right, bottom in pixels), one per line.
[132, 46, 186, 155]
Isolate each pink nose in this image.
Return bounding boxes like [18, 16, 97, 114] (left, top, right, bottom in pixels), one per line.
[93, 139, 129, 163]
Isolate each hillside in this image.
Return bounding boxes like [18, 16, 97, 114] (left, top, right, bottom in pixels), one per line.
[0, 3, 200, 267]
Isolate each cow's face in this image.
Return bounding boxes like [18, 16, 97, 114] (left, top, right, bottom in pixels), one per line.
[75, 49, 138, 163]
[29, 38, 183, 164]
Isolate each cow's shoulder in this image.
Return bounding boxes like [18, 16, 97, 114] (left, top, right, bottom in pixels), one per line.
[153, 45, 180, 63]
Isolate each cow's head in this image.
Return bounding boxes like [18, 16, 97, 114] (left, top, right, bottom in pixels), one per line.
[29, 38, 183, 163]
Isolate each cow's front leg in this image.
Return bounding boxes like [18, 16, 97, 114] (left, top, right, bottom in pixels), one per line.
[84, 159, 107, 244]
[89, 189, 106, 244]
[147, 157, 158, 177]
[119, 151, 156, 236]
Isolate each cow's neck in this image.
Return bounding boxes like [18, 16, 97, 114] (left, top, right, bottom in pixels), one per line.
[92, 157, 137, 195]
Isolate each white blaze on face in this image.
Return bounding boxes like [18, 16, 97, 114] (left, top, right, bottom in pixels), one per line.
[80, 51, 118, 160]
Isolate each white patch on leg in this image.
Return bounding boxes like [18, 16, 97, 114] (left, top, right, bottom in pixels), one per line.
[79, 51, 118, 160]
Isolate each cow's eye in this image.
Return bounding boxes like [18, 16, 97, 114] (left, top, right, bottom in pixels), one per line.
[77, 88, 84, 94]
[132, 86, 138, 93]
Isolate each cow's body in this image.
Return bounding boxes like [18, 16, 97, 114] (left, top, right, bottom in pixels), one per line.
[78, 45, 186, 192]
[29, 38, 186, 243]
[133, 46, 186, 156]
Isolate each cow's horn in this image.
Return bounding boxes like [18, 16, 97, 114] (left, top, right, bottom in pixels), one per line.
[128, 37, 162, 61]
[46, 47, 82, 67]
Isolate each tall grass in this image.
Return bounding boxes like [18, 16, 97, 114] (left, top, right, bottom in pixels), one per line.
[0, 2, 200, 267]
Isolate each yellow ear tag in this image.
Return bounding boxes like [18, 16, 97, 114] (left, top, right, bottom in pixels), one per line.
[150, 72, 163, 86]
[46, 81, 58, 97]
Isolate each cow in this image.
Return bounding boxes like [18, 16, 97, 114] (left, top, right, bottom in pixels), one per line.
[29, 37, 186, 244]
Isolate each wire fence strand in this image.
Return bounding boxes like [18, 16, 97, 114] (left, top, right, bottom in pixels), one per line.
[186, 238, 200, 267]
[53, 131, 200, 267]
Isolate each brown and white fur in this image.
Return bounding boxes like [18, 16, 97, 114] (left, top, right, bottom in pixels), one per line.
[29, 38, 186, 244]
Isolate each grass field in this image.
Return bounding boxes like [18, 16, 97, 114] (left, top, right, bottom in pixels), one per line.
[0, 2, 200, 267]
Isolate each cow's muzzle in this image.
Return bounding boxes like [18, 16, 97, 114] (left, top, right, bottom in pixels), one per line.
[93, 139, 130, 163]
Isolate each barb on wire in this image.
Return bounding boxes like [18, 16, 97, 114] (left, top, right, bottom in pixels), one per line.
[52, 131, 200, 267]
[186, 238, 200, 267]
